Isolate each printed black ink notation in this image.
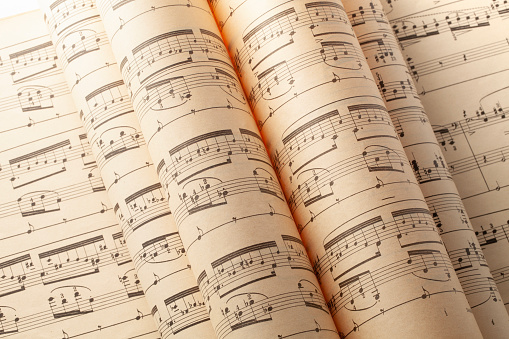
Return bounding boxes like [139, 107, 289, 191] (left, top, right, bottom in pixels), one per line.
[0, 82, 67, 113]
[425, 193, 469, 230]
[407, 39, 509, 83]
[140, 74, 191, 115]
[78, 133, 97, 168]
[157, 128, 271, 186]
[47, 0, 97, 36]
[197, 238, 313, 301]
[102, 0, 201, 36]
[431, 99, 508, 153]
[409, 153, 451, 184]
[61, 311, 155, 338]
[320, 41, 363, 70]
[0, 233, 131, 296]
[281, 234, 314, 269]
[275, 105, 394, 175]
[449, 243, 488, 272]
[48, 285, 94, 319]
[248, 42, 363, 108]
[2, 40, 58, 84]
[82, 80, 133, 131]
[126, 28, 229, 85]
[0, 110, 78, 136]
[153, 303, 195, 339]
[287, 167, 335, 213]
[173, 170, 283, 226]
[287, 145, 406, 213]
[4, 139, 72, 189]
[60, 30, 106, 68]
[237, 2, 351, 72]
[429, 205, 443, 233]
[389, 3, 509, 46]
[0, 132, 95, 183]
[38, 235, 106, 286]
[347, 2, 387, 27]
[0, 254, 34, 298]
[15, 190, 62, 219]
[164, 286, 209, 335]
[492, 0, 509, 15]
[111, 231, 132, 266]
[2, 285, 145, 336]
[148, 100, 252, 144]
[314, 208, 437, 280]
[152, 305, 166, 337]
[447, 243, 501, 306]
[321, 215, 385, 282]
[276, 319, 338, 338]
[136, 64, 245, 121]
[119, 268, 144, 298]
[463, 275, 501, 307]
[388, 106, 428, 138]
[214, 280, 328, 339]
[433, 125, 457, 152]
[166, 130, 235, 185]
[0, 171, 106, 220]
[0, 71, 77, 114]
[491, 264, 509, 292]
[185, 205, 293, 252]
[348, 104, 396, 141]
[357, 31, 398, 64]
[16, 85, 56, 112]
[94, 126, 144, 169]
[214, 0, 248, 31]
[327, 248, 451, 316]
[447, 145, 509, 177]
[376, 73, 418, 102]
[238, 128, 272, 165]
[0, 305, 19, 334]
[121, 183, 172, 238]
[0, 202, 112, 242]
[133, 232, 185, 271]
[476, 220, 509, 248]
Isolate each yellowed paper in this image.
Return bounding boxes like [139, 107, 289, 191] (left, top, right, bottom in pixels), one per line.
[342, 0, 509, 336]
[381, 0, 509, 323]
[212, 0, 483, 337]
[0, 10, 157, 339]
[37, 0, 217, 337]
[96, 0, 339, 338]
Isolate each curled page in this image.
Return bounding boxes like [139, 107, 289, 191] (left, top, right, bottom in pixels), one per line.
[0, 10, 156, 338]
[212, 0, 483, 337]
[342, 0, 509, 336]
[96, 0, 339, 338]
[381, 0, 509, 328]
[37, 0, 217, 337]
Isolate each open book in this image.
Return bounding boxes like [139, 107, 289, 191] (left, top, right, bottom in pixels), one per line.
[1, 0, 508, 338]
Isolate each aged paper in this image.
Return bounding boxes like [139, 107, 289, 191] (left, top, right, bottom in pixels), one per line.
[0, 10, 157, 339]
[381, 0, 509, 325]
[96, 0, 339, 338]
[343, 0, 509, 336]
[37, 0, 217, 337]
[212, 0, 483, 337]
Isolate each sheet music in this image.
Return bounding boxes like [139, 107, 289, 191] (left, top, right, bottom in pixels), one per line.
[95, 0, 339, 338]
[212, 0, 485, 337]
[0, 10, 157, 339]
[381, 0, 509, 325]
[37, 0, 217, 337]
[341, 0, 509, 336]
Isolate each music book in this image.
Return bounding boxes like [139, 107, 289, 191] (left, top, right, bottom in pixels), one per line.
[1, 0, 508, 338]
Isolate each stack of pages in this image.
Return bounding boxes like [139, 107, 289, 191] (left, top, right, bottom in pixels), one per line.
[0, 0, 508, 338]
